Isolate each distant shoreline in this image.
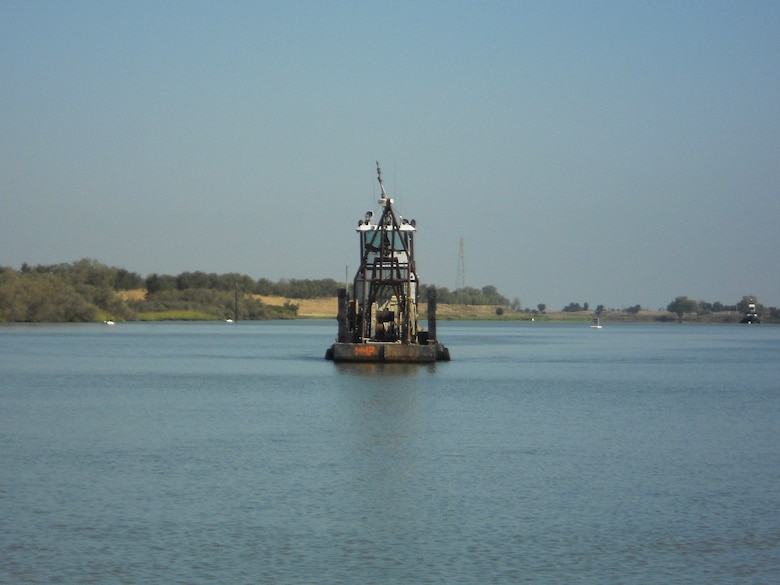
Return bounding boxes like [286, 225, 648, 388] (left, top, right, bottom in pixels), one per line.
[259, 296, 765, 324]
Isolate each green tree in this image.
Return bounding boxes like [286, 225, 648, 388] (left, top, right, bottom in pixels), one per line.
[667, 296, 698, 323]
[255, 277, 276, 295]
[115, 268, 144, 290]
[175, 271, 213, 290]
[0, 270, 97, 322]
[217, 273, 255, 293]
[145, 273, 176, 296]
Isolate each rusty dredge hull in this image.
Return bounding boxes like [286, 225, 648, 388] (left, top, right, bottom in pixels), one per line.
[326, 163, 450, 363]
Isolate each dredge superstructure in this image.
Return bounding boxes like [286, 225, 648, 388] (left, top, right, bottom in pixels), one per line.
[326, 163, 450, 363]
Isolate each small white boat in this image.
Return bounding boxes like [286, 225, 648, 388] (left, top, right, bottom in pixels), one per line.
[103, 320, 115, 326]
[590, 317, 602, 329]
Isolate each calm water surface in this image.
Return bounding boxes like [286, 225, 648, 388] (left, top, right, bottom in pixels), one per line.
[1, 321, 779, 584]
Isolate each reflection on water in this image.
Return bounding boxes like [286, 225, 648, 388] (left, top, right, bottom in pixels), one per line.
[334, 361, 437, 377]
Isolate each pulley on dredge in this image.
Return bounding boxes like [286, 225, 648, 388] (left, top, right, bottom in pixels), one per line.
[325, 163, 450, 363]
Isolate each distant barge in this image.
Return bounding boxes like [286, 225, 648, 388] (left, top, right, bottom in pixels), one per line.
[326, 163, 450, 363]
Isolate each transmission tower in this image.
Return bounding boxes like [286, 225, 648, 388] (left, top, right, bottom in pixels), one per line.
[456, 236, 466, 290]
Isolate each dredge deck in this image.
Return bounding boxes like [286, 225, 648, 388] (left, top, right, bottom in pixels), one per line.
[325, 162, 450, 363]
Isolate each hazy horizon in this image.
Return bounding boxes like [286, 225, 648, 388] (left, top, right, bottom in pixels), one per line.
[3, 1, 778, 310]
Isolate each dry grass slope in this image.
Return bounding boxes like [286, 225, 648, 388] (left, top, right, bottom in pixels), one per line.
[259, 296, 515, 320]
[256, 296, 337, 319]
[259, 297, 514, 320]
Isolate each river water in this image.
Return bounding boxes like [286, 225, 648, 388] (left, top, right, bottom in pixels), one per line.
[1, 321, 779, 584]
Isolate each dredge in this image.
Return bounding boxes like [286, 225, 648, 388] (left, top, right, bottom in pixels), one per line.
[325, 163, 450, 363]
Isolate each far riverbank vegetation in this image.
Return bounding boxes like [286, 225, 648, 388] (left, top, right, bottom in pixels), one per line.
[1, 259, 776, 324]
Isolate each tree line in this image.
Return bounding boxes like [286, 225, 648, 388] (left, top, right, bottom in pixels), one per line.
[0, 260, 303, 322]
[553, 296, 778, 323]
[665, 295, 778, 323]
[2, 259, 776, 323]
[419, 284, 514, 308]
[0, 259, 515, 323]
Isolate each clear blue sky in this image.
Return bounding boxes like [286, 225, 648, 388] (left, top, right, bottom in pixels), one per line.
[2, 1, 778, 310]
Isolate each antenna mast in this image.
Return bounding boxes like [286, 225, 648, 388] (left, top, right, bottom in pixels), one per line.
[376, 161, 388, 199]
